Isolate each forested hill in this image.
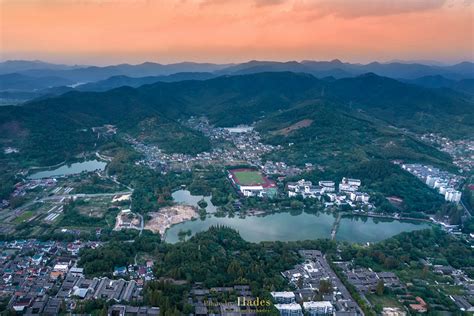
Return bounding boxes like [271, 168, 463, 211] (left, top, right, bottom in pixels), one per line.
[0, 71, 472, 163]
[21, 72, 474, 130]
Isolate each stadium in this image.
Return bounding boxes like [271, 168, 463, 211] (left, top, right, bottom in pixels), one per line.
[227, 168, 277, 198]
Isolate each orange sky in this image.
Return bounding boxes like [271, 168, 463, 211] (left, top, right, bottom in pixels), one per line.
[1, 0, 473, 65]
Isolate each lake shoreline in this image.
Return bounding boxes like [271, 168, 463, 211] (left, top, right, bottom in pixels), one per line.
[163, 209, 432, 244]
[27, 159, 107, 180]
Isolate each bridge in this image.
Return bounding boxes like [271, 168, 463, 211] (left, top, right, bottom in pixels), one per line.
[331, 213, 342, 240]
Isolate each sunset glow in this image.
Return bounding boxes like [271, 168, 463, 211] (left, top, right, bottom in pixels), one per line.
[1, 0, 473, 64]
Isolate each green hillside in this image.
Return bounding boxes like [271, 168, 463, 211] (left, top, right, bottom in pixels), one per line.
[0, 71, 471, 166]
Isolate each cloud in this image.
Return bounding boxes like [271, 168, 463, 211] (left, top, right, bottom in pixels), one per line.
[254, 0, 287, 7]
[198, 0, 286, 7]
[294, 0, 448, 18]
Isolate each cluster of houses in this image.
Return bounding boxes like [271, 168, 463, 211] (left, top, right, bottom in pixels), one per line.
[277, 250, 363, 316]
[334, 262, 403, 295]
[336, 258, 474, 314]
[420, 133, 474, 173]
[0, 239, 96, 313]
[113, 260, 155, 282]
[0, 199, 9, 209]
[12, 178, 57, 198]
[262, 160, 306, 178]
[287, 178, 371, 207]
[0, 239, 156, 314]
[130, 117, 286, 174]
[430, 263, 474, 312]
[188, 283, 262, 315]
[400, 163, 463, 203]
[57, 274, 141, 302]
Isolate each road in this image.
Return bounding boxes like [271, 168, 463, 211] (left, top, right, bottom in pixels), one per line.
[460, 199, 472, 219]
[137, 213, 144, 236]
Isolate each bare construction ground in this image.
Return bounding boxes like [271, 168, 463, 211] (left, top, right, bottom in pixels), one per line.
[114, 210, 141, 230]
[273, 119, 313, 136]
[145, 205, 197, 236]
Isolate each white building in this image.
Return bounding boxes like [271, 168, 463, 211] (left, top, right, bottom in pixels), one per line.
[53, 263, 69, 273]
[69, 267, 84, 277]
[339, 177, 361, 193]
[434, 179, 448, 189]
[439, 186, 448, 195]
[303, 301, 334, 316]
[445, 189, 462, 203]
[287, 180, 324, 199]
[240, 185, 264, 197]
[426, 175, 439, 187]
[274, 303, 303, 316]
[318, 181, 335, 192]
[271, 291, 296, 304]
[349, 192, 370, 203]
[346, 178, 361, 186]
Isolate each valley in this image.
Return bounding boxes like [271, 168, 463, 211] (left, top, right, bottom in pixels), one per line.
[0, 65, 473, 315]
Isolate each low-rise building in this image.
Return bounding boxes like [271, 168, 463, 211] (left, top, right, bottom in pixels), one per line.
[303, 301, 334, 316]
[271, 291, 296, 304]
[275, 303, 303, 316]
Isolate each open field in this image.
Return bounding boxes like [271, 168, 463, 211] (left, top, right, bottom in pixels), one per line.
[229, 169, 265, 186]
[12, 210, 36, 224]
[366, 294, 403, 308]
[74, 196, 115, 218]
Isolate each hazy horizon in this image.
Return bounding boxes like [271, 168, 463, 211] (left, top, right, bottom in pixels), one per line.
[0, 58, 472, 68]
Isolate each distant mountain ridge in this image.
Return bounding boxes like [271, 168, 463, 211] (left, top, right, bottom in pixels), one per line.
[1, 59, 472, 81]
[0, 73, 74, 91]
[0, 59, 473, 105]
[74, 72, 217, 92]
[0, 61, 233, 81]
[0, 60, 85, 74]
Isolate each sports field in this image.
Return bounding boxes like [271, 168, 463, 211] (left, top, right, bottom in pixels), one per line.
[229, 169, 266, 185]
[234, 171, 265, 185]
[228, 168, 277, 188]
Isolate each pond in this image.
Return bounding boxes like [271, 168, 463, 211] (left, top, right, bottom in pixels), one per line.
[172, 189, 217, 213]
[28, 160, 107, 179]
[164, 212, 430, 244]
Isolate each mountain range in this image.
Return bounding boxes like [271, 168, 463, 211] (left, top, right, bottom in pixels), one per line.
[1, 59, 473, 105]
[0, 71, 472, 165]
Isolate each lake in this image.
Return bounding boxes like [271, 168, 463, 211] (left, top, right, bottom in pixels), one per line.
[336, 216, 430, 243]
[164, 212, 430, 244]
[172, 189, 217, 213]
[28, 160, 107, 179]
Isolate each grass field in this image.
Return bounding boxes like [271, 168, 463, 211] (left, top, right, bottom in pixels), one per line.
[233, 170, 265, 186]
[13, 211, 36, 224]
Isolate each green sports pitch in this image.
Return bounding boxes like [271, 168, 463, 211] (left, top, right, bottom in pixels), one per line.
[231, 170, 265, 186]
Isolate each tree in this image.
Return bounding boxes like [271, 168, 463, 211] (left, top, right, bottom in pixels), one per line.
[297, 276, 304, 289]
[319, 279, 332, 294]
[376, 280, 385, 296]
